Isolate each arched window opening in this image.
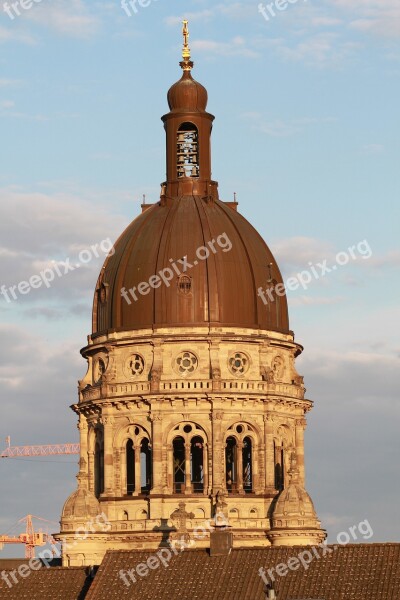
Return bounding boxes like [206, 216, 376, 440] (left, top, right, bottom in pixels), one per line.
[177, 123, 199, 179]
[226, 437, 237, 493]
[126, 439, 135, 495]
[243, 437, 253, 493]
[173, 437, 186, 493]
[141, 439, 152, 493]
[274, 441, 284, 491]
[94, 436, 104, 498]
[191, 436, 204, 493]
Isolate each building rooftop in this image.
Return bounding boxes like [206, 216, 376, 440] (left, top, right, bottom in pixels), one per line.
[85, 544, 400, 600]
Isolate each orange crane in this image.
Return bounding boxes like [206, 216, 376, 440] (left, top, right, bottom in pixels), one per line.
[0, 515, 56, 559]
[0, 436, 80, 458]
[0, 437, 78, 557]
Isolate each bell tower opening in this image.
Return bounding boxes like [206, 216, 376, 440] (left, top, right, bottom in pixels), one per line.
[177, 123, 199, 179]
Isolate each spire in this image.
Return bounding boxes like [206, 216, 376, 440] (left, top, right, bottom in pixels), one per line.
[162, 21, 218, 199]
[180, 20, 193, 71]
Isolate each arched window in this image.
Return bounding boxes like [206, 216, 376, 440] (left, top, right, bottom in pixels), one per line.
[126, 439, 135, 495]
[173, 437, 186, 493]
[177, 122, 199, 179]
[243, 437, 253, 493]
[225, 437, 237, 493]
[274, 441, 285, 491]
[141, 438, 152, 493]
[94, 434, 104, 498]
[191, 436, 204, 493]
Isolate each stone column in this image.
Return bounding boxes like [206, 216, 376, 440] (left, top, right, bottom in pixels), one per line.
[184, 443, 192, 493]
[120, 446, 127, 496]
[77, 415, 89, 489]
[252, 440, 259, 493]
[167, 446, 173, 492]
[295, 418, 307, 486]
[101, 407, 114, 496]
[150, 412, 163, 494]
[211, 410, 225, 494]
[264, 414, 275, 491]
[88, 451, 95, 494]
[237, 441, 244, 494]
[134, 443, 142, 495]
[203, 443, 209, 495]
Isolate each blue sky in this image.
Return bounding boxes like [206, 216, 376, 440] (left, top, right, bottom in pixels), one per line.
[0, 0, 399, 554]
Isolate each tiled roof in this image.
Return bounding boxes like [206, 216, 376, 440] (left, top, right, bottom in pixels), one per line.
[0, 565, 93, 600]
[85, 544, 400, 600]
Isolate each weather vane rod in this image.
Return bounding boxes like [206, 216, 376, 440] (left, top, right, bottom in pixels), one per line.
[180, 19, 193, 71]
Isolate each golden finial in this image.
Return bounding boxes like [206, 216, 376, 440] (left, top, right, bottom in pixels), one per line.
[180, 20, 193, 71]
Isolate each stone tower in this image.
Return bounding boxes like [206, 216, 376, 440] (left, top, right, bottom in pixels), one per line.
[58, 21, 325, 566]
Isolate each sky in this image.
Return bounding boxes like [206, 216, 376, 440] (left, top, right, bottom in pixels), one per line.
[0, 0, 399, 555]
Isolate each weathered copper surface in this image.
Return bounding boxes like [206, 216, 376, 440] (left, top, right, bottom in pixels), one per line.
[93, 196, 289, 334]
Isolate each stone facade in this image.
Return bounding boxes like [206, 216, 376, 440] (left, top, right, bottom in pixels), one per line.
[58, 325, 325, 565]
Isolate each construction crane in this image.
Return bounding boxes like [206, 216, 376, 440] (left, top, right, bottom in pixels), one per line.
[1, 436, 80, 458]
[0, 515, 56, 559]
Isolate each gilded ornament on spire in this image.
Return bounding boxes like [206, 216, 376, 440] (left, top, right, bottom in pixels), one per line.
[180, 19, 194, 71]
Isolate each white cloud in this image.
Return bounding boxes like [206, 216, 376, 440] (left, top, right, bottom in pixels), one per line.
[361, 143, 385, 155]
[23, 0, 100, 38]
[329, 0, 400, 38]
[0, 188, 128, 306]
[192, 37, 259, 59]
[290, 295, 344, 306]
[242, 113, 336, 137]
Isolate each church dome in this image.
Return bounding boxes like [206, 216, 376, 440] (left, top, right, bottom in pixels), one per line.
[93, 197, 289, 335]
[167, 70, 208, 113]
[61, 488, 100, 521]
[92, 21, 289, 336]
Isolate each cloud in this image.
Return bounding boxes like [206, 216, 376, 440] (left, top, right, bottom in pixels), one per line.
[275, 32, 361, 68]
[290, 295, 344, 306]
[330, 0, 400, 39]
[22, 0, 100, 39]
[361, 143, 385, 155]
[192, 36, 259, 59]
[0, 188, 128, 307]
[0, 24, 36, 45]
[165, 3, 254, 26]
[242, 113, 336, 137]
[273, 237, 335, 268]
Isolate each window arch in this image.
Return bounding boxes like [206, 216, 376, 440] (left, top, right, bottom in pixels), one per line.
[225, 423, 257, 494]
[173, 436, 186, 493]
[94, 430, 104, 498]
[141, 438, 151, 493]
[274, 441, 285, 491]
[169, 422, 209, 495]
[118, 424, 152, 496]
[225, 436, 237, 492]
[191, 436, 204, 493]
[243, 437, 253, 493]
[177, 122, 199, 179]
[126, 439, 135, 495]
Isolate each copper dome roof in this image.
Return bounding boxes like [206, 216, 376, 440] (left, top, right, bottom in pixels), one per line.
[167, 70, 208, 113]
[93, 197, 289, 334]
